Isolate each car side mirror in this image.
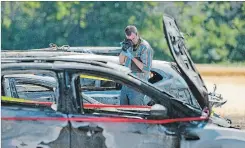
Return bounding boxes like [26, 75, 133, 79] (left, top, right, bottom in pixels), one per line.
[149, 104, 168, 119]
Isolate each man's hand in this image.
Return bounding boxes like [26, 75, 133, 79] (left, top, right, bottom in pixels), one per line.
[121, 50, 134, 59]
[121, 50, 144, 71]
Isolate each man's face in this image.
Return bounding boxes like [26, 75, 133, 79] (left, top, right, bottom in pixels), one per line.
[126, 32, 138, 45]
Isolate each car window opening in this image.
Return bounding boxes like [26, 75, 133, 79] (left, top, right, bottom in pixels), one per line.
[1, 73, 58, 110]
[148, 71, 163, 84]
[77, 73, 157, 116]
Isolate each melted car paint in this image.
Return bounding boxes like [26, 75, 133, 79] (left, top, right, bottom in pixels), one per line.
[180, 123, 245, 148]
[1, 106, 69, 148]
[69, 119, 180, 148]
[67, 114, 208, 148]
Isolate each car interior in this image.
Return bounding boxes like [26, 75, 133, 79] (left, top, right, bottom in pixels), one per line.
[1, 67, 200, 112]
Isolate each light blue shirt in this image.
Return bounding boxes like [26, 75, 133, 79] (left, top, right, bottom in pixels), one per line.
[123, 38, 153, 81]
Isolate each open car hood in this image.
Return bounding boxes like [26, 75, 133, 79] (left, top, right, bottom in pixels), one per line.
[162, 15, 209, 109]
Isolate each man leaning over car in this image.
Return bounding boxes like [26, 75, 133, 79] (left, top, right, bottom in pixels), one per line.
[119, 25, 154, 105]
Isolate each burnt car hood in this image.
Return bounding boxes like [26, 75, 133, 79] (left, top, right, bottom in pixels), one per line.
[162, 15, 209, 109]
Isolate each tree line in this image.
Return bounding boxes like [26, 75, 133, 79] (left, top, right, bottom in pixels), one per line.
[1, 1, 245, 63]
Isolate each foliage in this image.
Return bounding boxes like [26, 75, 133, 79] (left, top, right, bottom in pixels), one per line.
[167, 2, 245, 63]
[1, 1, 245, 63]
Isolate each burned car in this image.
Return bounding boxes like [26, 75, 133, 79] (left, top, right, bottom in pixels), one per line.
[1, 15, 245, 148]
[2, 58, 209, 148]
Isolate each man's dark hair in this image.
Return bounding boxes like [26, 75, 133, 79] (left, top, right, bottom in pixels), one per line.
[124, 25, 138, 36]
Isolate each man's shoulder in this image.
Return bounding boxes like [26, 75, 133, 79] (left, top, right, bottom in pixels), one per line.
[140, 38, 151, 49]
[140, 38, 149, 46]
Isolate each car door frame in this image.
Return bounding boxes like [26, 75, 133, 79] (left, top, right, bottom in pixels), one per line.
[66, 66, 209, 148]
[1, 69, 71, 148]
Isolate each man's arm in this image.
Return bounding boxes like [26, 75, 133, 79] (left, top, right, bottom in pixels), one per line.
[119, 52, 126, 65]
[132, 47, 152, 72]
[121, 50, 144, 69]
[132, 58, 144, 70]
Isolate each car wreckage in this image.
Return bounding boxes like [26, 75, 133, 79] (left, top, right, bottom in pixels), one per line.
[1, 15, 245, 148]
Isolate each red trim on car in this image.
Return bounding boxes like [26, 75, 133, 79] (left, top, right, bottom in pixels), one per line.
[1, 116, 208, 124]
[15, 101, 151, 109]
[84, 104, 151, 109]
[3, 101, 207, 124]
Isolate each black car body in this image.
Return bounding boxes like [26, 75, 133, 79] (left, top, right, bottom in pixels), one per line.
[1, 15, 245, 148]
